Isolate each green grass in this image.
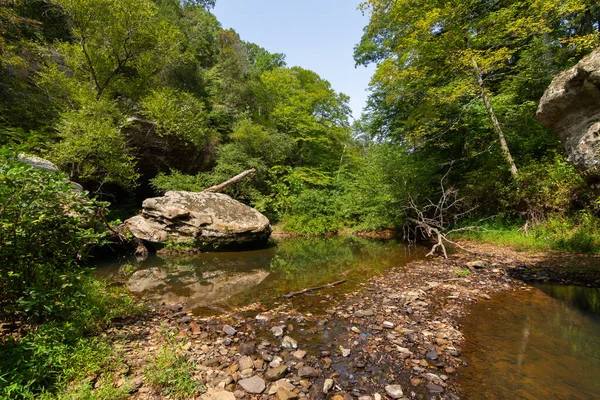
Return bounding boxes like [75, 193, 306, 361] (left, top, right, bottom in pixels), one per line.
[453, 215, 600, 254]
[0, 278, 145, 399]
[144, 331, 202, 399]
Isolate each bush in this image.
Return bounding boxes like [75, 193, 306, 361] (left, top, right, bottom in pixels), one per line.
[0, 155, 107, 321]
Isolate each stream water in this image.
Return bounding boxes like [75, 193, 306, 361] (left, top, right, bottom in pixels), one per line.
[95, 236, 428, 315]
[460, 285, 600, 399]
[95, 238, 600, 399]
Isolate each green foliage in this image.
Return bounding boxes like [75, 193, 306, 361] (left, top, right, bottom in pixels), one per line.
[282, 189, 345, 235]
[141, 87, 215, 146]
[0, 156, 109, 321]
[0, 279, 142, 399]
[50, 99, 139, 189]
[456, 215, 600, 254]
[514, 155, 588, 220]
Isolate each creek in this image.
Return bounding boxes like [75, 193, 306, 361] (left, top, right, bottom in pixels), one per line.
[460, 284, 600, 399]
[95, 238, 600, 399]
[95, 237, 428, 315]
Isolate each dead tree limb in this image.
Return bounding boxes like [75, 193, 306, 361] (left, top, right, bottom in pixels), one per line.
[202, 169, 256, 193]
[403, 171, 487, 259]
[283, 280, 347, 298]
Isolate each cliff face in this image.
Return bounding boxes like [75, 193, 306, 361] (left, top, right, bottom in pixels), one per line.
[537, 48, 600, 190]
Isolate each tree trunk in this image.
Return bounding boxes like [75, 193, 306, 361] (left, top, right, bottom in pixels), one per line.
[471, 57, 519, 178]
[202, 168, 256, 193]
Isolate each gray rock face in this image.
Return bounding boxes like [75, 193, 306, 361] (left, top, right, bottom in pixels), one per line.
[17, 154, 84, 192]
[537, 48, 600, 189]
[124, 191, 271, 249]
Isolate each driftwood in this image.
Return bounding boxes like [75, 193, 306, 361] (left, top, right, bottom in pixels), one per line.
[283, 280, 347, 299]
[203, 169, 256, 193]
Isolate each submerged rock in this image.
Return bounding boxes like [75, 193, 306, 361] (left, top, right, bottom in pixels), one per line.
[537, 48, 600, 189]
[124, 191, 271, 250]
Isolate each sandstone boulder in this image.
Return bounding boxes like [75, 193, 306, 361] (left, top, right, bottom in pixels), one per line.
[123, 190, 271, 250]
[537, 48, 600, 189]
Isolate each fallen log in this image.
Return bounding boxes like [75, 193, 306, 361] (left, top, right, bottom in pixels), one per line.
[283, 280, 347, 299]
[203, 168, 256, 193]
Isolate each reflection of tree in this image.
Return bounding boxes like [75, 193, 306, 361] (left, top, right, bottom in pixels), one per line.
[536, 284, 600, 315]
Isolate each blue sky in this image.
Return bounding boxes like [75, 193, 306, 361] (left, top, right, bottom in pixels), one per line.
[212, 0, 375, 120]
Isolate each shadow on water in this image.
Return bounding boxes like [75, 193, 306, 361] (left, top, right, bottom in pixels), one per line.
[94, 236, 428, 315]
[460, 286, 600, 400]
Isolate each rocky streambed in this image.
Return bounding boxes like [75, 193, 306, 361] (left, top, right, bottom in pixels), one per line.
[99, 241, 557, 400]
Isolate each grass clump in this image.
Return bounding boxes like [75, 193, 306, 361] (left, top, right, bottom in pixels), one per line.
[144, 331, 202, 399]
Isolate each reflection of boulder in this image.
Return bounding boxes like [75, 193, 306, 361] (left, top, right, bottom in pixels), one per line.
[124, 191, 271, 250]
[126, 266, 270, 308]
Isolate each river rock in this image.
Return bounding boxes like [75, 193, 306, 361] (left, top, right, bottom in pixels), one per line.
[281, 336, 298, 349]
[265, 365, 288, 381]
[537, 48, 600, 189]
[238, 376, 266, 394]
[323, 379, 334, 393]
[238, 356, 254, 371]
[297, 366, 318, 378]
[223, 325, 237, 336]
[385, 384, 404, 399]
[123, 191, 271, 249]
[200, 389, 236, 400]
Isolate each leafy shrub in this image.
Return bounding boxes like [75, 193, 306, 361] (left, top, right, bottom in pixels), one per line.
[0, 155, 106, 321]
[0, 278, 142, 399]
[515, 154, 587, 221]
[282, 188, 345, 235]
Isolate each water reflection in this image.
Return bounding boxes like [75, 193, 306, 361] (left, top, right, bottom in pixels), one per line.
[460, 287, 600, 400]
[535, 284, 600, 315]
[95, 237, 427, 314]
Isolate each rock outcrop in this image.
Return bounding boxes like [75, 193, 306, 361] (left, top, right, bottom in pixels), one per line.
[536, 48, 600, 189]
[17, 154, 84, 192]
[123, 191, 271, 250]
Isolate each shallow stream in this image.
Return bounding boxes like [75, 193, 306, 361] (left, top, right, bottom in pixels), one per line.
[460, 284, 600, 399]
[95, 238, 600, 399]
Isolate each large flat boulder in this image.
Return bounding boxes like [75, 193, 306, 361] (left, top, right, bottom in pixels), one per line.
[536, 48, 600, 189]
[123, 191, 271, 250]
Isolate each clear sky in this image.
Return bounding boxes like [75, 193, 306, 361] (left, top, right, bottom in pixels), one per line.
[212, 0, 375, 121]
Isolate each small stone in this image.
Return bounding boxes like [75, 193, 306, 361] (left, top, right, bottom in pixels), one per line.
[426, 383, 444, 393]
[410, 378, 422, 387]
[374, 394, 382, 400]
[239, 356, 254, 371]
[238, 342, 255, 355]
[255, 314, 270, 322]
[466, 260, 487, 269]
[383, 321, 395, 329]
[297, 366, 318, 378]
[385, 384, 404, 399]
[299, 379, 312, 389]
[341, 347, 351, 357]
[277, 387, 298, 400]
[281, 336, 298, 349]
[323, 379, 334, 394]
[444, 367, 455, 374]
[426, 350, 438, 360]
[223, 325, 237, 336]
[200, 389, 237, 400]
[265, 365, 288, 381]
[358, 397, 373, 400]
[293, 350, 307, 359]
[238, 376, 266, 394]
[351, 326, 361, 333]
[355, 309, 374, 318]
[272, 326, 284, 337]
